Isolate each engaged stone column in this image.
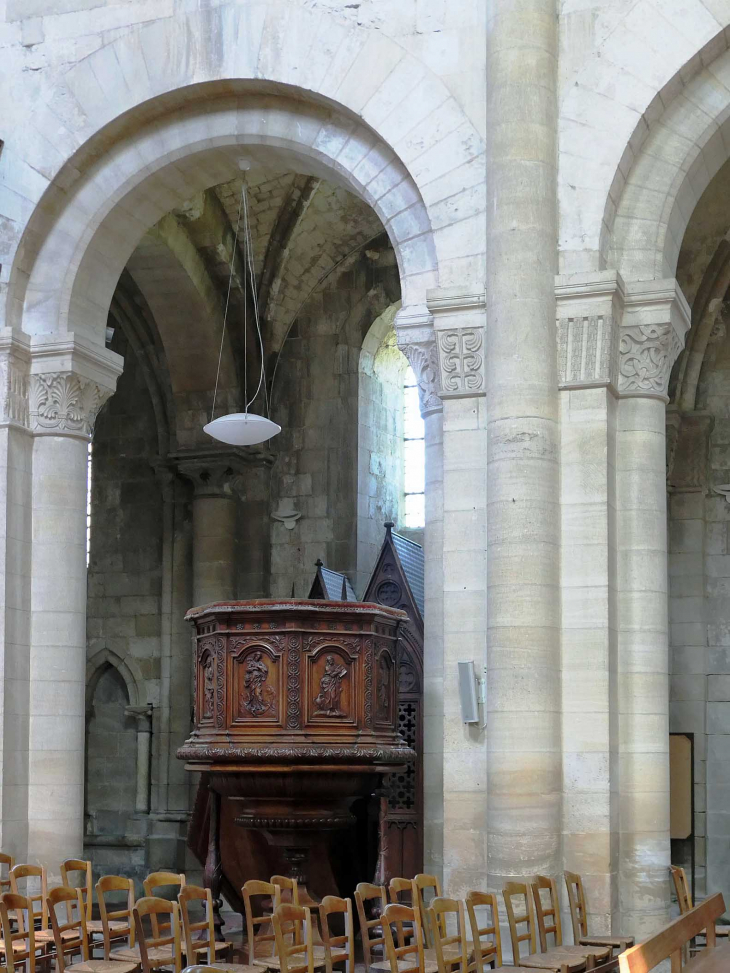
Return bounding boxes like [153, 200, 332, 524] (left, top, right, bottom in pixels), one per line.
[486, 0, 561, 887]
[126, 704, 153, 813]
[174, 447, 250, 606]
[617, 280, 690, 938]
[28, 334, 122, 874]
[397, 306, 445, 879]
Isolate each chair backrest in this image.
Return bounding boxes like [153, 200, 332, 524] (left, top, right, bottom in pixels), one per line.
[387, 879, 418, 948]
[618, 893, 724, 973]
[10, 864, 48, 932]
[143, 872, 185, 938]
[0, 854, 15, 894]
[564, 871, 588, 942]
[272, 903, 314, 973]
[61, 859, 93, 922]
[532, 876, 564, 950]
[179, 886, 216, 966]
[466, 891, 502, 973]
[97, 875, 135, 959]
[381, 903, 426, 973]
[319, 895, 354, 973]
[355, 882, 388, 971]
[670, 866, 692, 914]
[271, 875, 300, 908]
[503, 882, 536, 964]
[134, 896, 182, 973]
[1, 892, 37, 973]
[48, 885, 88, 972]
[427, 897, 473, 973]
[243, 879, 282, 966]
[415, 874, 444, 947]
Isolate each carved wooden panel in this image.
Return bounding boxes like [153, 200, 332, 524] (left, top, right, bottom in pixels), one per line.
[230, 639, 283, 726]
[375, 645, 396, 726]
[306, 647, 356, 725]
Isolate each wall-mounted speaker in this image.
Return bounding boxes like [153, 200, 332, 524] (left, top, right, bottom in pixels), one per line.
[458, 661, 479, 724]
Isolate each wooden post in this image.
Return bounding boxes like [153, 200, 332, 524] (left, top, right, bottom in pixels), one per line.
[205, 784, 225, 941]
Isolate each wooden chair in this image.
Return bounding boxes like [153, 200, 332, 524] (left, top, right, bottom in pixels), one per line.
[48, 885, 138, 973]
[96, 876, 136, 962]
[179, 886, 235, 967]
[670, 866, 730, 941]
[272, 905, 315, 973]
[414, 876, 443, 950]
[466, 891, 502, 972]
[378, 903, 437, 973]
[143, 873, 186, 942]
[426, 897, 476, 973]
[9, 865, 55, 949]
[618, 892, 728, 973]
[318, 896, 353, 973]
[270, 879, 300, 909]
[503, 883, 586, 973]
[532, 877, 610, 967]
[387, 880, 417, 950]
[354, 883, 388, 973]
[564, 874, 633, 956]
[0, 857, 14, 895]
[133, 896, 183, 973]
[0, 893, 43, 973]
[243, 880, 283, 969]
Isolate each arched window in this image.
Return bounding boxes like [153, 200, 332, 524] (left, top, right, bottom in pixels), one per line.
[403, 367, 425, 529]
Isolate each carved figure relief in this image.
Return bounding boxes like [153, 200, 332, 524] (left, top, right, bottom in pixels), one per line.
[314, 655, 348, 717]
[242, 651, 276, 717]
[202, 655, 214, 720]
[377, 654, 392, 722]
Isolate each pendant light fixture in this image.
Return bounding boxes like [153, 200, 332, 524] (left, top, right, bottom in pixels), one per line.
[204, 179, 281, 447]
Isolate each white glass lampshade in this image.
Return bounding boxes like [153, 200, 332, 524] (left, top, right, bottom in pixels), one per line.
[203, 412, 281, 446]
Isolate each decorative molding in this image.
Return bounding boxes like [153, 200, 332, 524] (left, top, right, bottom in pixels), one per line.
[426, 287, 486, 400]
[177, 743, 414, 764]
[172, 445, 264, 498]
[555, 271, 623, 391]
[395, 305, 442, 417]
[618, 278, 691, 401]
[29, 372, 112, 439]
[436, 327, 484, 396]
[0, 333, 30, 430]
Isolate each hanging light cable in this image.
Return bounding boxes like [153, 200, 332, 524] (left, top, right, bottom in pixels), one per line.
[204, 179, 281, 447]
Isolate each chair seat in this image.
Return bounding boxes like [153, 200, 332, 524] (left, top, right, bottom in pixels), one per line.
[110, 945, 175, 967]
[210, 966, 266, 973]
[34, 929, 79, 943]
[519, 952, 588, 972]
[65, 962, 138, 973]
[85, 921, 129, 935]
[371, 961, 438, 973]
[579, 935, 635, 951]
[555, 945, 611, 963]
[188, 941, 232, 956]
[251, 948, 332, 971]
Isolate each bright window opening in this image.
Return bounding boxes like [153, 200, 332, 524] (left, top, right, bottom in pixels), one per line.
[403, 366, 425, 529]
[86, 443, 92, 567]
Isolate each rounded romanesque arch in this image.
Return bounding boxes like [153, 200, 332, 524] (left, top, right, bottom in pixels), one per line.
[5, 3, 485, 347]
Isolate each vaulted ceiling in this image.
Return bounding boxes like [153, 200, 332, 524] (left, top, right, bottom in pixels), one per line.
[111, 168, 389, 413]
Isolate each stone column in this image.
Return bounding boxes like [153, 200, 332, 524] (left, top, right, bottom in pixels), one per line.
[616, 280, 690, 938]
[430, 289, 487, 896]
[27, 334, 122, 874]
[0, 330, 32, 858]
[126, 704, 153, 813]
[556, 271, 623, 933]
[486, 0, 561, 887]
[173, 446, 250, 606]
[397, 306, 445, 879]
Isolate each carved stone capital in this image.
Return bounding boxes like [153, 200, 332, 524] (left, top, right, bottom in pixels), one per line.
[172, 445, 267, 499]
[125, 703, 153, 732]
[427, 287, 486, 400]
[556, 271, 623, 391]
[618, 279, 691, 401]
[0, 330, 31, 430]
[395, 306, 442, 418]
[28, 333, 123, 440]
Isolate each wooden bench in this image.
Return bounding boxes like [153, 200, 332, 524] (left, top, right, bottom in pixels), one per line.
[618, 893, 729, 973]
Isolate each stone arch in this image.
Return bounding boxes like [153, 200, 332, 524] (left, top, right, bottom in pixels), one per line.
[600, 35, 730, 280]
[85, 647, 147, 713]
[6, 4, 485, 345]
